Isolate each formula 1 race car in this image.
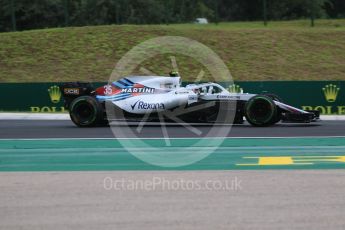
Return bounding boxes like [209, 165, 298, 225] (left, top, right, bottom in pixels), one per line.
[60, 75, 319, 127]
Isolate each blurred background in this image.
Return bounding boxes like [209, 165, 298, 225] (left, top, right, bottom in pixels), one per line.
[1, 0, 345, 32]
[0, 1, 344, 85]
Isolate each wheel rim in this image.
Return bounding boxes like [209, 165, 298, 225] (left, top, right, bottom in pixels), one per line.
[72, 100, 96, 125]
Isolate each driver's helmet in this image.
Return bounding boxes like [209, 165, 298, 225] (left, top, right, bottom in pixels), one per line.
[169, 71, 179, 77]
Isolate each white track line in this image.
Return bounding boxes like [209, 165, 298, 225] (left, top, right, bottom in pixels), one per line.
[0, 113, 344, 120]
[1, 136, 345, 141]
[0, 113, 69, 120]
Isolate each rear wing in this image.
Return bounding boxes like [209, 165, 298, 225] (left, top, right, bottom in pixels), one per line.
[59, 82, 94, 109]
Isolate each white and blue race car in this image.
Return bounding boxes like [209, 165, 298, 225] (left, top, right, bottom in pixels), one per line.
[60, 75, 319, 127]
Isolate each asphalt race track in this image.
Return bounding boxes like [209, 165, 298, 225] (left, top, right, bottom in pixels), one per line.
[1, 119, 345, 230]
[1, 120, 344, 138]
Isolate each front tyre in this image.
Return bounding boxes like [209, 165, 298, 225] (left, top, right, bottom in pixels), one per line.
[263, 93, 282, 102]
[69, 96, 103, 127]
[245, 95, 278, 127]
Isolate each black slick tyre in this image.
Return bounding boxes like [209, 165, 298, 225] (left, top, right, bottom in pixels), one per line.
[245, 95, 278, 127]
[69, 96, 103, 127]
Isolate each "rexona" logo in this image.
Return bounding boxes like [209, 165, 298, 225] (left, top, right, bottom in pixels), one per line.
[131, 100, 165, 110]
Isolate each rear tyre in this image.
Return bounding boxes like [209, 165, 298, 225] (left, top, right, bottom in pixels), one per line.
[69, 96, 104, 127]
[245, 95, 278, 127]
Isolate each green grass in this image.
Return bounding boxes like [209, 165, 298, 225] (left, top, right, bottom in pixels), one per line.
[0, 19, 345, 82]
